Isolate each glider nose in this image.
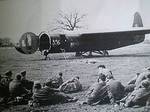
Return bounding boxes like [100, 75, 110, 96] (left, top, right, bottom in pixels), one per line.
[15, 32, 39, 54]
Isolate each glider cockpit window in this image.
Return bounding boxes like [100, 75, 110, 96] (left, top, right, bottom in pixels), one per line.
[21, 34, 32, 49]
[18, 32, 39, 54]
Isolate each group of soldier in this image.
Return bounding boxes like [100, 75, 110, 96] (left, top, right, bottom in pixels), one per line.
[84, 65, 150, 107]
[0, 65, 150, 108]
[0, 70, 81, 107]
[0, 70, 34, 105]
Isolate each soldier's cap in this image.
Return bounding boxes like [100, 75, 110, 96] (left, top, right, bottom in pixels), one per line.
[97, 65, 105, 68]
[142, 80, 150, 88]
[5, 70, 12, 76]
[21, 71, 26, 76]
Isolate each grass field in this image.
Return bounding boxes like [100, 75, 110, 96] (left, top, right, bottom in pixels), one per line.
[1, 42, 150, 112]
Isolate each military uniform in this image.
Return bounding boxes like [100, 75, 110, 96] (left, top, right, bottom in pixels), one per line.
[135, 71, 150, 89]
[0, 71, 13, 98]
[9, 79, 28, 97]
[21, 79, 34, 91]
[125, 80, 150, 107]
[59, 77, 82, 93]
[33, 86, 76, 105]
[86, 82, 109, 105]
[0, 82, 9, 97]
[127, 74, 139, 85]
[107, 79, 125, 103]
[47, 76, 63, 88]
[1, 70, 13, 88]
[21, 70, 34, 91]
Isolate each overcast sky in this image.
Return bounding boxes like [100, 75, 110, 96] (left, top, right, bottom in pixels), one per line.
[0, 0, 150, 42]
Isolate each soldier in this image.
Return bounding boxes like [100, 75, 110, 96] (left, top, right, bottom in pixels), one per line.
[106, 74, 125, 104]
[46, 72, 64, 88]
[82, 74, 109, 105]
[127, 73, 140, 85]
[32, 81, 42, 93]
[135, 68, 150, 89]
[0, 81, 10, 104]
[43, 50, 49, 60]
[57, 72, 63, 87]
[9, 74, 28, 98]
[0, 70, 13, 100]
[21, 70, 34, 91]
[124, 80, 150, 107]
[123, 73, 140, 94]
[1, 70, 13, 88]
[97, 65, 112, 78]
[32, 80, 77, 106]
[59, 76, 82, 93]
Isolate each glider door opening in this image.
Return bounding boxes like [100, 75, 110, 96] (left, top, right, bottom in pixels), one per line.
[39, 32, 51, 51]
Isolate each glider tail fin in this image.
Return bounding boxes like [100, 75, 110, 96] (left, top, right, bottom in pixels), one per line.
[133, 12, 143, 27]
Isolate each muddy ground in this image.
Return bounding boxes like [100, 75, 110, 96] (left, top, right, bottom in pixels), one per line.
[1, 41, 150, 112]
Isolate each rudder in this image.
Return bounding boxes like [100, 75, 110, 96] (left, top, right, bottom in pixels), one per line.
[133, 12, 143, 27]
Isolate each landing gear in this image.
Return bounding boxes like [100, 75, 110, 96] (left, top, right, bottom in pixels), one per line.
[88, 51, 92, 57]
[75, 50, 109, 57]
[75, 52, 82, 57]
[102, 50, 109, 56]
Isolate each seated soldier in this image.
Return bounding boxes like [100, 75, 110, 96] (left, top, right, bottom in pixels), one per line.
[124, 73, 140, 93]
[0, 82, 10, 104]
[59, 76, 82, 93]
[123, 80, 150, 107]
[135, 68, 150, 89]
[1, 70, 13, 89]
[46, 72, 64, 88]
[21, 71, 34, 92]
[106, 74, 125, 104]
[57, 72, 63, 87]
[0, 70, 13, 103]
[81, 74, 109, 105]
[9, 74, 28, 98]
[127, 73, 140, 85]
[32, 80, 77, 106]
[97, 65, 112, 78]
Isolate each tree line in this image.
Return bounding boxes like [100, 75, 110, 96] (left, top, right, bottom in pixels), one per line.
[0, 37, 14, 47]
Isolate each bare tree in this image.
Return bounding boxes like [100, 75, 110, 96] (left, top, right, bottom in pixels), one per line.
[51, 11, 87, 32]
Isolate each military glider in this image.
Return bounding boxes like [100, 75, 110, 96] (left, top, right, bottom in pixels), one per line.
[15, 12, 150, 58]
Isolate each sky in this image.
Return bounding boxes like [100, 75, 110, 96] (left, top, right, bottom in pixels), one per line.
[0, 0, 150, 43]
